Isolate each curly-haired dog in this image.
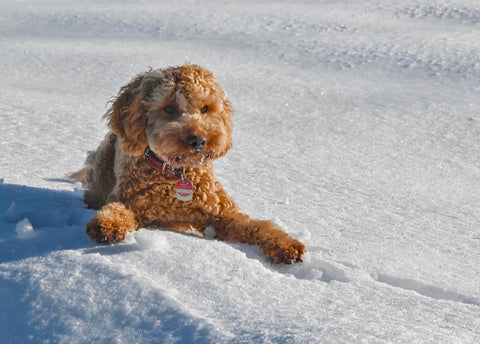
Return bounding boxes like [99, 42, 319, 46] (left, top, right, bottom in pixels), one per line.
[73, 63, 305, 264]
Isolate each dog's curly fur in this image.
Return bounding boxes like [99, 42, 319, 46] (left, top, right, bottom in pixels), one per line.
[74, 63, 305, 264]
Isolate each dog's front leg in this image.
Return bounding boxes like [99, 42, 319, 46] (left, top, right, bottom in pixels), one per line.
[86, 202, 138, 243]
[214, 213, 305, 264]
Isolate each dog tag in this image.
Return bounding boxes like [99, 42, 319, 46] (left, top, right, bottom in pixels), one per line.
[176, 179, 193, 201]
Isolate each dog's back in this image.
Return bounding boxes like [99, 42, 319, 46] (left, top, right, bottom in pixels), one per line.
[71, 133, 117, 209]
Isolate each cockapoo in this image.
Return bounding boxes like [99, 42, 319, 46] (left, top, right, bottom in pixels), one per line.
[73, 64, 305, 264]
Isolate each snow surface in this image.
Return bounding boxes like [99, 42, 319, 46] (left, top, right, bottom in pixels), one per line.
[1, 0, 480, 343]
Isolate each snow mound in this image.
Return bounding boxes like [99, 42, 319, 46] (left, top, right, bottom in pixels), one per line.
[15, 218, 34, 239]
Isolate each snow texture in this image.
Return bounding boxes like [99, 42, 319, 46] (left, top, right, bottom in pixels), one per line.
[14, 218, 35, 239]
[1, 0, 480, 343]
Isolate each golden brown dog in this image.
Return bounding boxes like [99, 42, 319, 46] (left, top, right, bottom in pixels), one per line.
[73, 63, 305, 264]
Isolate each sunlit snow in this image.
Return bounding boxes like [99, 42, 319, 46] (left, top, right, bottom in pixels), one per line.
[1, 0, 479, 343]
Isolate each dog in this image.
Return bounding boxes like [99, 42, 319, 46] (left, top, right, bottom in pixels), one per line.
[72, 63, 305, 264]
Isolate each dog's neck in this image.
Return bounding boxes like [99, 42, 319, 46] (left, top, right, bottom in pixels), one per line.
[144, 147, 185, 179]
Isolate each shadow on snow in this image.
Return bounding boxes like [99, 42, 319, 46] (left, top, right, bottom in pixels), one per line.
[0, 183, 95, 263]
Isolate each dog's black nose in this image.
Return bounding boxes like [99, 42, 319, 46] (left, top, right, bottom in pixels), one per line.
[187, 135, 207, 150]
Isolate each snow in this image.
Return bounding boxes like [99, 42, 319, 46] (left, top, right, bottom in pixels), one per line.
[1, 0, 480, 343]
[14, 218, 35, 239]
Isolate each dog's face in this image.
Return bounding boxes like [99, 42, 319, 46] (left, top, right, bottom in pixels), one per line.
[107, 64, 233, 168]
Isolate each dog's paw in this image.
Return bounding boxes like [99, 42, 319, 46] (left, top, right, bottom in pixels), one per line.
[267, 239, 306, 264]
[86, 202, 138, 244]
[86, 217, 127, 244]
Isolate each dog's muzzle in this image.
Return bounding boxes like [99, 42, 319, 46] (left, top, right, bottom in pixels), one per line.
[187, 135, 207, 151]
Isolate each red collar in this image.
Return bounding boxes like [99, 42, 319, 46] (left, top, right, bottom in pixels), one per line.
[144, 147, 183, 179]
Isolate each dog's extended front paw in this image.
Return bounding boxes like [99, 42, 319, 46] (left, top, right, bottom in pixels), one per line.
[266, 239, 306, 264]
[86, 202, 138, 244]
[86, 217, 127, 244]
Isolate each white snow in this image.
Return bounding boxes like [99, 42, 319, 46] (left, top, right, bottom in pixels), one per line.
[15, 218, 35, 239]
[1, 0, 480, 343]
[176, 89, 188, 110]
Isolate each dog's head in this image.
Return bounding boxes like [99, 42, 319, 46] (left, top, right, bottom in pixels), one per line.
[106, 64, 233, 168]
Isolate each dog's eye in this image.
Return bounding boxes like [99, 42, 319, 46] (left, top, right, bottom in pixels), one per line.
[164, 106, 176, 114]
[201, 105, 208, 113]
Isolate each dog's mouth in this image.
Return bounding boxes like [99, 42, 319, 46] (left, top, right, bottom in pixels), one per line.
[149, 148, 216, 169]
[171, 150, 215, 168]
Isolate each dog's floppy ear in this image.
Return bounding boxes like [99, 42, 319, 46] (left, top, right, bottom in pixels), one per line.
[105, 72, 161, 156]
[219, 96, 234, 158]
